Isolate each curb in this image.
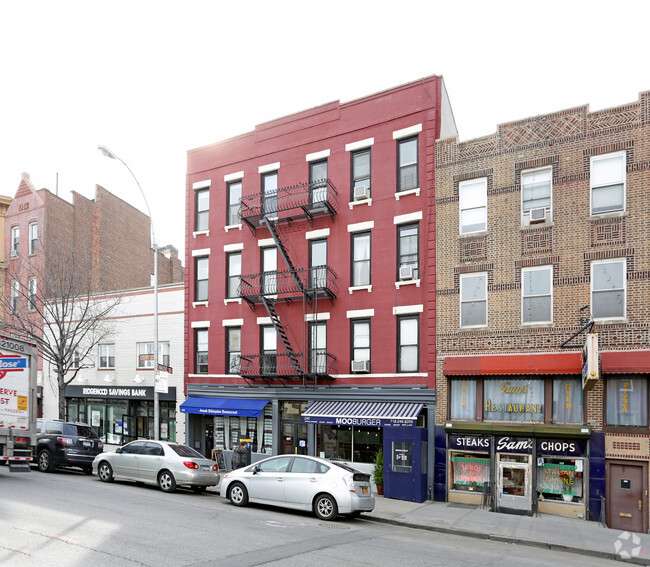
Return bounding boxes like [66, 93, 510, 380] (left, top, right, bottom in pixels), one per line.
[360, 513, 650, 566]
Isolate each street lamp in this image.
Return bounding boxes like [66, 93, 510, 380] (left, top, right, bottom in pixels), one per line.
[98, 145, 160, 440]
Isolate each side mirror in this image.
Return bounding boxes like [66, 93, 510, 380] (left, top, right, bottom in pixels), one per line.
[252, 465, 260, 475]
[115, 447, 122, 454]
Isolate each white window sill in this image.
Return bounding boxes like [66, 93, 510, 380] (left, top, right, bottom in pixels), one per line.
[459, 325, 488, 331]
[592, 317, 628, 324]
[348, 198, 372, 210]
[395, 279, 420, 289]
[458, 230, 489, 239]
[193, 230, 209, 238]
[588, 211, 627, 221]
[224, 298, 242, 305]
[348, 285, 372, 294]
[192, 301, 209, 308]
[520, 221, 554, 231]
[395, 188, 420, 200]
[521, 321, 554, 328]
[225, 224, 242, 232]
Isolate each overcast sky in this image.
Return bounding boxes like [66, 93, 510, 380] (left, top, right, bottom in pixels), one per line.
[2, 1, 648, 263]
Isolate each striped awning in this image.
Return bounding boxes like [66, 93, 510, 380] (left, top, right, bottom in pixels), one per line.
[302, 400, 423, 427]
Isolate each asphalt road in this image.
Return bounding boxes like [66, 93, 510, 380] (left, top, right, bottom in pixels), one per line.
[0, 466, 622, 567]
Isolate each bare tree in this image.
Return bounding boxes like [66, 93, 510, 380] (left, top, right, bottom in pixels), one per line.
[1, 241, 123, 419]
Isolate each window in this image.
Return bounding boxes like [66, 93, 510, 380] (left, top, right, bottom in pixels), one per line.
[195, 257, 209, 302]
[11, 226, 19, 257]
[398, 315, 419, 372]
[309, 159, 328, 205]
[521, 266, 552, 324]
[226, 327, 241, 374]
[351, 319, 370, 368]
[261, 326, 277, 375]
[137, 342, 171, 369]
[460, 273, 487, 328]
[261, 247, 277, 295]
[351, 149, 371, 199]
[309, 239, 327, 289]
[591, 151, 626, 215]
[227, 181, 242, 226]
[72, 350, 81, 369]
[484, 379, 544, 421]
[552, 378, 583, 423]
[226, 252, 241, 298]
[397, 136, 418, 192]
[398, 224, 419, 280]
[28, 277, 37, 311]
[195, 189, 209, 232]
[450, 379, 477, 420]
[262, 172, 278, 217]
[99, 344, 115, 369]
[28, 223, 38, 254]
[459, 178, 487, 234]
[351, 232, 371, 286]
[309, 322, 327, 374]
[195, 329, 208, 373]
[606, 376, 648, 426]
[10, 279, 19, 312]
[591, 259, 626, 320]
[522, 167, 552, 224]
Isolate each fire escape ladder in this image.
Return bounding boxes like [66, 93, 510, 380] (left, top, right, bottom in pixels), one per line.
[262, 296, 303, 378]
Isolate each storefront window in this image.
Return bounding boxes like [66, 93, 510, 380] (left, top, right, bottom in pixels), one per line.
[606, 376, 648, 426]
[317, 424, 381, 463]
[537, 458, 584, 501]
[484, 379, 544, 422]
[450, 379, 477, 419]
[552, 378, 583, 423]
[450, 452, 490, 492]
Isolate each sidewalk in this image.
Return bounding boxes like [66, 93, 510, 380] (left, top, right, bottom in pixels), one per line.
[363, 496, 650, 565]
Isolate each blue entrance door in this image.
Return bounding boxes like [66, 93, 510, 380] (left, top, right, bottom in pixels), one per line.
[383, 426, 427, 502]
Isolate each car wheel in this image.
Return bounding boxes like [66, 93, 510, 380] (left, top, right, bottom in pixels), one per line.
[192, 486, 207, 493]
[38, 450, 54, 473]
[98, 461, 114, 483]
[228, 482, 249, 507]
[158, 470, 177, 493]
[314, 494, 338, 521]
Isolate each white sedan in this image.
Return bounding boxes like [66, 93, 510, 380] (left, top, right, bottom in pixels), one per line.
[220, 454, 375, 520]
[92, 440, 219, 493]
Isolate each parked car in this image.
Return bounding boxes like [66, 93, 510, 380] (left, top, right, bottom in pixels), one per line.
[220, 454, 375, 520]
[92, 440, 219, 493]
[36, 419, 104, 474]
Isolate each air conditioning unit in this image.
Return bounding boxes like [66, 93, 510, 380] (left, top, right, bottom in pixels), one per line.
[351, 360, 370, 373]
[399, 266, 414, 281]
[529, 207, 547, 223]
[353, 184, 370, 201]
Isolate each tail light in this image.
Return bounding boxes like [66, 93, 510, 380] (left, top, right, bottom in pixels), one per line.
[343, 473, 356, 493]
[183, 461, 199, 470]
[57, 437, 74, 446]
[212, 464, 218, 472]
[98, 441, 104, 449]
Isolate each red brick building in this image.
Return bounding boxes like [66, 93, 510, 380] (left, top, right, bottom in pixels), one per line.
[184, 76, 456, 500]
[435, 93, 650, 529]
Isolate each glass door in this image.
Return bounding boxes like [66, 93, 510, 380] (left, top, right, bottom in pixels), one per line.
[496, 454, 532, 514]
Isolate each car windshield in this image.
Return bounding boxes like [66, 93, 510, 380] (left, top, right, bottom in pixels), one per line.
[169, 444, 205, 459]
[62, 423, 98, 437]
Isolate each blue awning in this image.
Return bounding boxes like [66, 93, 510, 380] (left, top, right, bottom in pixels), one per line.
[180, 397, 269, 417]
[302, 401, 423, 427]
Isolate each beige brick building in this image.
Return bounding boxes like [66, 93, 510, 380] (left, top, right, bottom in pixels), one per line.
[434, 92, 650, 531]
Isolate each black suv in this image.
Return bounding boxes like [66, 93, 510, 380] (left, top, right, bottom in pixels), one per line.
[36, 419, 104, 474]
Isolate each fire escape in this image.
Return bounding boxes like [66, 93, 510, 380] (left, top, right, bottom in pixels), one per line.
[239, 179, 339, 387]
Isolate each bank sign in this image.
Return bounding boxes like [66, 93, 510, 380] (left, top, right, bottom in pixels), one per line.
[302, 415, 416, 427]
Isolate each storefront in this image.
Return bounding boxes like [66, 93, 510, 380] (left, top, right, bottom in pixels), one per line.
[65, 385, 177, 445]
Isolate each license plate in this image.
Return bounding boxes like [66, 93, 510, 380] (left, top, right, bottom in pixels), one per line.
[201, 465, 210, 471]
[83, 441, 92, 447]
[362, 487, 368, 494]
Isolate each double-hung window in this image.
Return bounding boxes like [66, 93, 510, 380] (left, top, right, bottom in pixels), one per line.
[521, 266, 552, 324]
[195, 188, 209, 232]
[397, 137, 418, 192]
[262, 172, 278, 217]
[591, 151, 626, 215]
[227, 181, 242, 226]
[351, 149, 371, 200]
[99, 344, 115, 369]
[309, 322, 327, 374]
[591, 258, 626, 320]
[309, 159, 328, 205]
[351, 319, 370, 370]
[398, 315, 419, 372]
[261, 247, 277, 295]
[309, 239, 327, 289]
[137, 342, 170, 369]
[195, 257, 209, 302]
[226, 252, 241, 298]
[261, 326, 277, 375]
[522, 167, 552, 224]
[351, 231, 371, 287]
[459, 178, 487, 234]
[28, 277, 37, 311]
[28, 223, 38, 254]
[10, 279, 19, 312]
[398, 223, 419, 281]
[195, 329, 208, 374]
[460, 273, 487, 328]
[226, 327, 241, 374]
[11, 227, 19, 257]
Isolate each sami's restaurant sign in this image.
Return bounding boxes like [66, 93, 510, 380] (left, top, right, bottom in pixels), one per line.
[484, 379, 544, 421]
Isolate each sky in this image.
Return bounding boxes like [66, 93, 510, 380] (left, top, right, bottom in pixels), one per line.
[1, 1, 649, 263]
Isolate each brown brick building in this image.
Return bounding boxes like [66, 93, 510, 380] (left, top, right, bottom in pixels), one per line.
[434, 93, 650, 530]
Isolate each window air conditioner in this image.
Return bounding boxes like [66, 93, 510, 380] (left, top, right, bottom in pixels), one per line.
[399, 266, 414, 281]
[529, 207, 547, 223]
[353, 184, 370, 201]
[351, 360, 370, 373]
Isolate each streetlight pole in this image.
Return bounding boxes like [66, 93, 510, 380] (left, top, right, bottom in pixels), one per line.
[98, 145, 160, 440]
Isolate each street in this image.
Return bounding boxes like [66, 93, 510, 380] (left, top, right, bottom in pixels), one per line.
[0, 467, 622, 567]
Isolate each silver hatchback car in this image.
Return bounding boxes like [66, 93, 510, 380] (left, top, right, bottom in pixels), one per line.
[221, 454, 375, 520]
[92, 440, 219, 493]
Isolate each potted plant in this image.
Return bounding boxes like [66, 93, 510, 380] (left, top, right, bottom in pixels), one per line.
[372, 448, 384, 495]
